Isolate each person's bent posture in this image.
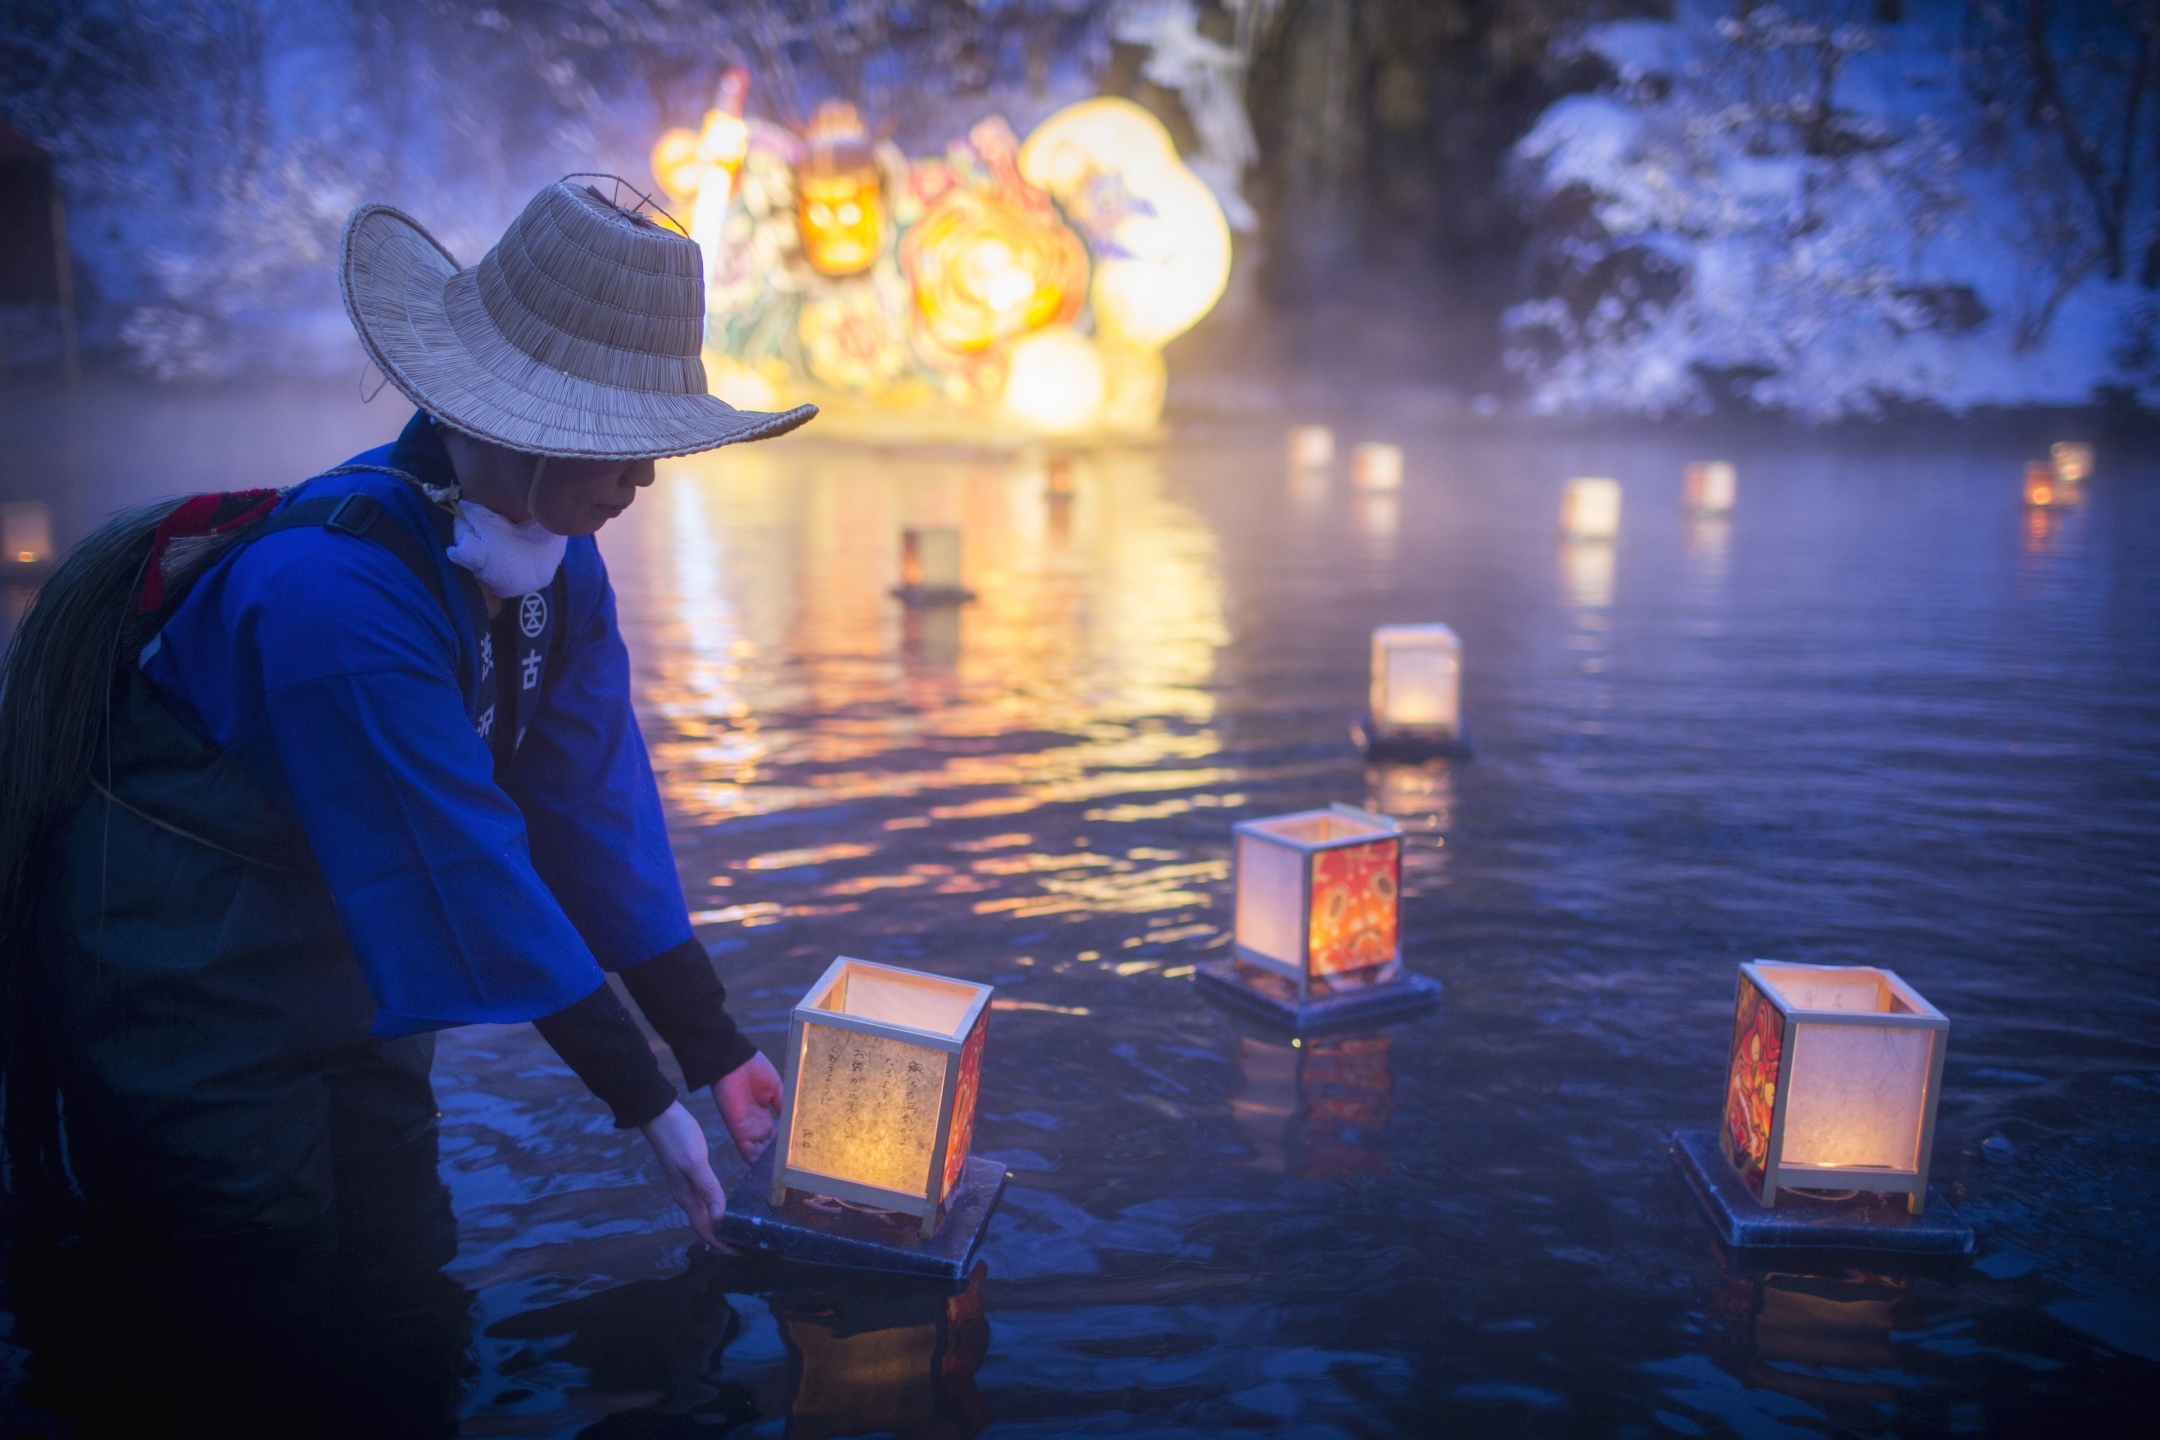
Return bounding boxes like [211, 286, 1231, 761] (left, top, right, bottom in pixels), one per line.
[0, 180, 817, 1273]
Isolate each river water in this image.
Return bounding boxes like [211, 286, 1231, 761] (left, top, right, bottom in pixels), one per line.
[3, 383, 2157, 1436]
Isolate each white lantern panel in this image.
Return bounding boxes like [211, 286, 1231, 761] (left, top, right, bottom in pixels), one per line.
[788, 1022, 949, 1195]
[1779, 1021, 1932, 1173]
[1235, 832, 1307, 965]
[907, 528, 963, 589]
[1381, 646, 1458, 729]
[1, 503, 54, 565]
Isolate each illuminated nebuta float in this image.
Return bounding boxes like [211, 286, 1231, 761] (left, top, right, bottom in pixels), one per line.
[651, 75, 1232, 439]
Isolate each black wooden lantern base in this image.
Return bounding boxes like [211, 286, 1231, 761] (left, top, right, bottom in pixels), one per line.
[718, 1148, 1008, 1280]
[1195, 958, 1441, 1032]
[891, 584, 977, 607]
[1353, 715, 1473, 761]
[1672, 1130, 1974, 1256]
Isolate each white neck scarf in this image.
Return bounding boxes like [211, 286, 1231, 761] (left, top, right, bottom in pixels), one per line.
[445, 501, 567, 598]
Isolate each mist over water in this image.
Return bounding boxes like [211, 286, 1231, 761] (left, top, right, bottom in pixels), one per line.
[2, 380, 2156, 1434]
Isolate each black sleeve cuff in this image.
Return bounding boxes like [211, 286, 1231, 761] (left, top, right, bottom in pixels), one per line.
[616, 937, 760, 1091]
[532, 982, 678, 1129]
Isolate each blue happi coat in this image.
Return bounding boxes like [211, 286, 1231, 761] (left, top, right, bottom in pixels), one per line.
[139, 413, 692, 1037]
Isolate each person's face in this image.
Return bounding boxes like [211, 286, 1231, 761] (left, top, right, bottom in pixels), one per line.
[533, 455, 658, 536]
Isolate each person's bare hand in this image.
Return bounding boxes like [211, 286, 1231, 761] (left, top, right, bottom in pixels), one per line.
[639, 1100, 726, 1245]
[712, 1052, 783, 1163]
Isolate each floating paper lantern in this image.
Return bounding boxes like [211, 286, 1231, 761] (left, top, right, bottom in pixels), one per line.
[1232, 805, 1403, 1000]
[1684, 461, 1736, 515]
[1288, 426, 1335, 468]
[2023, 461, 2068, 510]
[0, 502, 53, 566]
[1720, 961, 1949, 1214]
[895, 526, 973, 606]
[1369, 624, 1462, 739]
[771, 957, 993, 1237]
[2050, 442, 2093, 486]
[1562, 478, 1622, 538]
[1352, 443, 1403, 493]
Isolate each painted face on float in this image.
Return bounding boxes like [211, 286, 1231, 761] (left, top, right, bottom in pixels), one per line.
[796, 101, 885, 278]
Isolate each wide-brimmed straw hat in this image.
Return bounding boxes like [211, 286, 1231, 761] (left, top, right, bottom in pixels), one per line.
[341, 179, 815, 460]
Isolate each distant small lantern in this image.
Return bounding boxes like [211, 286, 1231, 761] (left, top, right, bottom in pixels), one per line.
[2022, 461, 2069, 510]
[1288, 425, 1334, 469]
[1357, 624, 1470, 760]
[771, 957, 993, 1237]
[1352, 443, 1403, 492]
[2050, 441, 2093, 487]
[1562, 477, 1622, 538]
[1683, 461, 1736, 515]
[0, 502, 53, 567]
[1720, 961, 1949, 1214]
[893, 526, 975, 606]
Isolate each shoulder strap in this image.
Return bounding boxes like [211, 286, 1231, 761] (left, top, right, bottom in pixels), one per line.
[248, 464, 493, 703]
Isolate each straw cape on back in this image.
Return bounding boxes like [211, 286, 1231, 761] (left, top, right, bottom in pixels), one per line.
[343, 179, 817, 459]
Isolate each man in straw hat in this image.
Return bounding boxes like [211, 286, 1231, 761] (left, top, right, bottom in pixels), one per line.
[11, 177, 815, 1353]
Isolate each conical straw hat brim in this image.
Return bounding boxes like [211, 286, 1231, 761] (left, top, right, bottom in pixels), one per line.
[341, 202, 815, 461]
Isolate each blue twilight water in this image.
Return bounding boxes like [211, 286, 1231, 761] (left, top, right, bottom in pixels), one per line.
[3, 389, 2158, 1436]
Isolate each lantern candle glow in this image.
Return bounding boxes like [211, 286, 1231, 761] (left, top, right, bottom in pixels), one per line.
[1288, 425, 1335, 469]
[1357, 624, 1472, 760]
[1, 502, 53, 567]
[770, 957, 993, 1237]
[1351, 443, 1403, 492]
[1562, 477, 1622, 538]
[1720, 961, 1949, 1214]
[2050, 441, 2093, 486]
[2023, 462, 2069, 510]
[1683, 461, 1736, 515]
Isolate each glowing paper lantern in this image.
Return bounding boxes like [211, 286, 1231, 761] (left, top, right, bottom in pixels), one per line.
[1562, 478, 1622, 538]
[1017, 97, 1231, 350]
[897, 526, 969, 598]
[1720, 961, 1949, 1213]
[1233, 805, 1403, 1000]
[1288, 426, 1335, 468]
[2023, 461, 2068, 509]
[1683, 461, 1736, 515]
[1, 503, 53, 566]
[1003, 327, 1106, 432]
[771, 957, 993, 1237]
[1370, 624, 1462, 737]
[2050, 442, 2093, 486]
[1094, 344, 1167, 433]
[1352, 444, 1403, 493]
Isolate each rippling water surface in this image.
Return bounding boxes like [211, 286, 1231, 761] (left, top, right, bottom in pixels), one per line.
[6, 387, 2159, 1436]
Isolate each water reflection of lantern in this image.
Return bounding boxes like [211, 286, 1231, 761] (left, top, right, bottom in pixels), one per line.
[1684, 461, 1737, 515]
[894, 527, 975, 606]
[777, 1263, 993, 1440]
[1288, 426, 1335, 469]
[1562, 477, 1622, 538]
[770, 957, 993, 1237]
[1352, 443, 1402, 492]
[1720, 962, 1950, 1212]
[1232, 1032, 1395, 1178]
[2023, 461, 2070, 509]
[798, 100, 885, 278]
[1561, 539, 1615, 609]
[1708, 1270, 1907, 1409]
[1198, 805, 1440, 1027]
[1003, 326, 1105, 432]
[1357, 623, 1471, 761]
[2050, 441, 2093, 486]
[0, 502, 53, 567]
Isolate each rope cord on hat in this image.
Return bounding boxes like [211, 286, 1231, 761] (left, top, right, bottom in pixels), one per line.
[560, 171, 684, 235]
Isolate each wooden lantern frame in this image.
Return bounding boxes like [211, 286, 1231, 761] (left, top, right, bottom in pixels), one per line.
[1721, 960, 1949, 1215]
[770, 956, 993, 1237]
[1232, 803, 1404, 1004]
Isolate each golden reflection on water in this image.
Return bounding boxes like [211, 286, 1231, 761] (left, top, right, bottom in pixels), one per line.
[621, 444, 1230, 826]
[1232, 1032, 1395, 1178]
